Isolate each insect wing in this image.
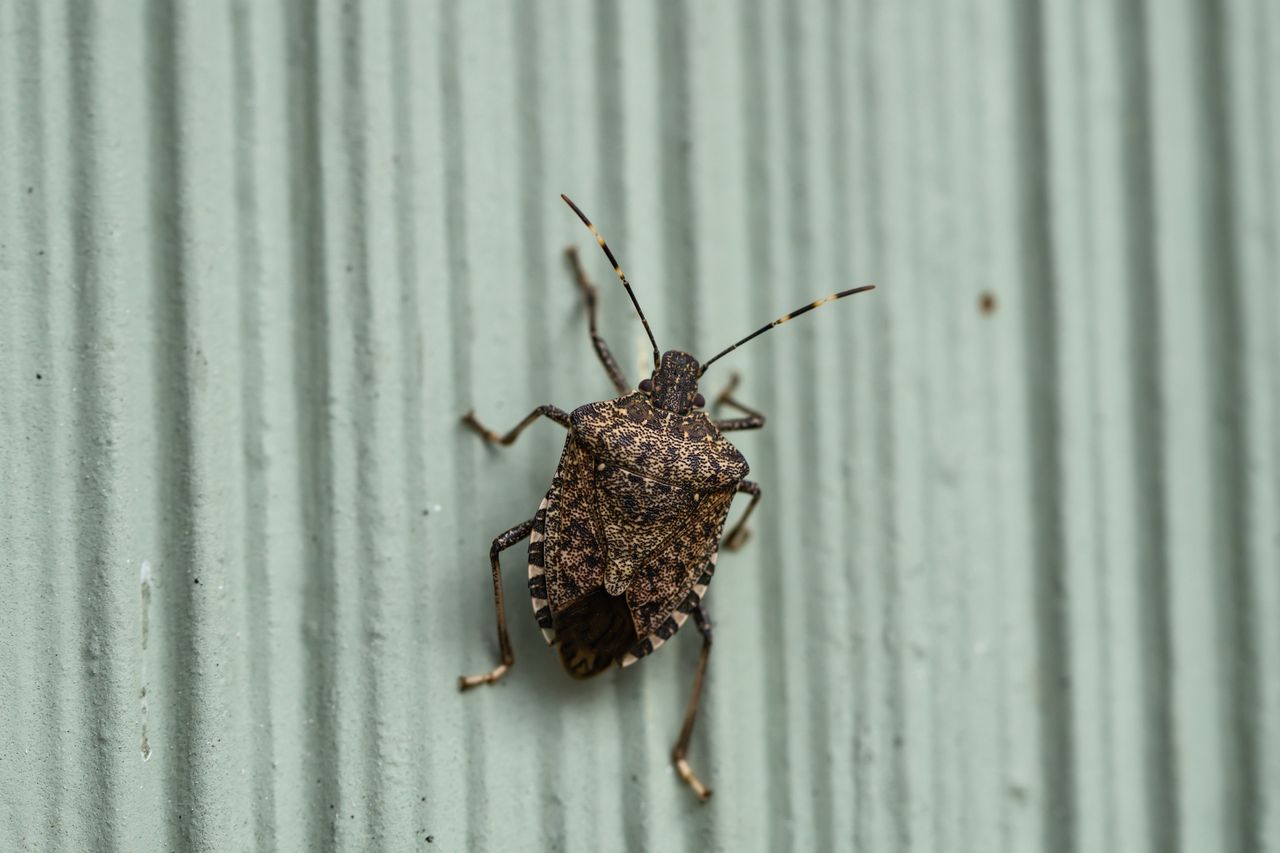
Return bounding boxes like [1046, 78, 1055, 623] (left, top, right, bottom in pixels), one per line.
[624, 487, 733, 638]
[540, 435, 607, 615]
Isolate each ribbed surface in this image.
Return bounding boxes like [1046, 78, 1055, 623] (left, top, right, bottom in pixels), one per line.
[1, 1, 1278, 850]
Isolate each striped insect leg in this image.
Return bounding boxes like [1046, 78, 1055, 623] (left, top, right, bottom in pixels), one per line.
[711, 372, 767, 432]
[458, 517, 535, 690]
[722, 479, 761, 552]
[565, 246, 630, 395]
[461, 405, 570, 447]
[672, 602, 714, 802]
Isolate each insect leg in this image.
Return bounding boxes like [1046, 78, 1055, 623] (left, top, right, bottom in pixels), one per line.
[461, 405, 571, 446]
[722, 479, 762, 551]
[711, 372, 766, 432]
[458, 517, 536, 690]
[566, 246, 630, 395]
[672, 602, 714, 802]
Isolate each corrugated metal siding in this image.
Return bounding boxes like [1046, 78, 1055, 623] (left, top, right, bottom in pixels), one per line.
[1, 1, 1277, 850]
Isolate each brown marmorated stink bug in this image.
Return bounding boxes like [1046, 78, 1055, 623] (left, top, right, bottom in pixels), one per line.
[458, 194, 874, 801]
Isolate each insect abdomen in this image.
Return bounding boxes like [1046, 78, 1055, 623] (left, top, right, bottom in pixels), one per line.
[553, 588, 637, 679]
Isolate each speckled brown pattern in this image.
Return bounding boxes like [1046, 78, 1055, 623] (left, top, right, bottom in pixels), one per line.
[623, 557, 718, 665]
[622, 494, 731, 636]
[529, 391, 747, 676]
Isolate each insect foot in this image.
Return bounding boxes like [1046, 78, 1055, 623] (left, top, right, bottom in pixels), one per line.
[674, 754, 713, 802]
[457, 663, 510, 691]
[724, 527, 751, 552]
[459, 410, 495, 442]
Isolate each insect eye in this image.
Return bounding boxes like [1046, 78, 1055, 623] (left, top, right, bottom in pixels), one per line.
[639, 379, 652, 394]
[693, 393, 706, 408]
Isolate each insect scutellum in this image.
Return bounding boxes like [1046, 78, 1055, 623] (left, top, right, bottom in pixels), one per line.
[560, 194, 876, 414]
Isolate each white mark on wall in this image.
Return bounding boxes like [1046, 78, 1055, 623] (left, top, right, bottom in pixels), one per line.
[139, 559, 153, 761]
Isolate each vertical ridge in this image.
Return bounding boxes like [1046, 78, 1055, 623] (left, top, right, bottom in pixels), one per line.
[781, 1, 835, 848]
[146, 0, 201, 846]
[595, 0, 626, 232]
[388, 0, 433, 830]
[284, 0, 340, 846]
[823, 0, 862, 847]
[1010, 0, 1074, 849]
[228, 5, 278, 848]
[438, 2, 482, 847]
[923, 2, 962, 848]
[1067, 2, 1122, 846]
[739, 2, 794, 850]
[1267, 1, 1280, 845]
[66, 5, 122, 848]
[852, 1, 886, 847]
[1117, 1, 1179, 850]
[1252, 3, 1280, 846]
[1059, 0, 1114, 845]
[1195, 1, 1254, 849]
[18, 3, 70, 846]
[876, 1, 908, 845]
[340, 1, 390, 842]
[953, 3, 995, 849]
[657, 1, 696, 349]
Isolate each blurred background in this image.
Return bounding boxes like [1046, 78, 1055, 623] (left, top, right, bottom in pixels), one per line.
[1, 1, 1277, 851]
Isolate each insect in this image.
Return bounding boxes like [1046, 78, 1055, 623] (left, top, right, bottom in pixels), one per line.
[458, 194, 874, 801]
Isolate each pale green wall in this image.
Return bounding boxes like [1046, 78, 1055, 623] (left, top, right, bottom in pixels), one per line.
[1, 1, 1278, 851]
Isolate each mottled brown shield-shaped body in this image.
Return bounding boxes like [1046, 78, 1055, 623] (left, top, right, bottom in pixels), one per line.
[525, 391, 747, 677]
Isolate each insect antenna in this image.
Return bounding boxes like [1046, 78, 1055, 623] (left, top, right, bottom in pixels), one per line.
[561, 194, 662, 369]
[699, 285, 877, 376]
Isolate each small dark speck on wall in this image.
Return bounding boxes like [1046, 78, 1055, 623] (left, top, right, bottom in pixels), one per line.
[193, 578, 200, 585]
[36, 373, 42, 380]
[979, 292, 997, 315]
